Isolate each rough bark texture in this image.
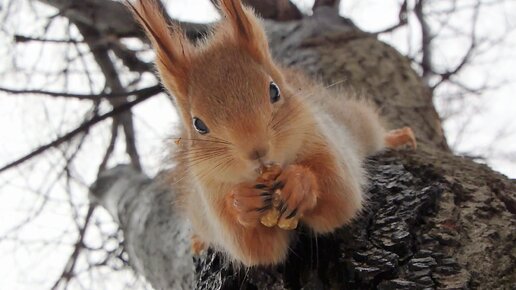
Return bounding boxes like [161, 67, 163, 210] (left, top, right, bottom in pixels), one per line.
[91, 167, 194, 289]
[92, 146, 515, 289]
[88, 6, 515, 290]
[265, 7, 448, 151]
[193, 146, 515, 289]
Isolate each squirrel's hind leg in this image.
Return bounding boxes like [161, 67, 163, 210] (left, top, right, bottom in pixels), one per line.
[385, 127, 417, 149]
[191, 234, 206, 255]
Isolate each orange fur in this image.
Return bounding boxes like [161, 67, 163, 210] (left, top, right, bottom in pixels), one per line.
[385, 127, 417, 149]
[128, 0, 416, 266]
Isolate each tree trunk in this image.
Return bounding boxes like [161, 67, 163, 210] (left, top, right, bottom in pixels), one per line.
[90, 8, 515, 290]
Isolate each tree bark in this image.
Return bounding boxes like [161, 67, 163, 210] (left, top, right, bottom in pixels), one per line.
[90, 7, 515, 290]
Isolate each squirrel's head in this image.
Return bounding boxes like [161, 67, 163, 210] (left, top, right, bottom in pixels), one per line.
[129, 0, 313, 182]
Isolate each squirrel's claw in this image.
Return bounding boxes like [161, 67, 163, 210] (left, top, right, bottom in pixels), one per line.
[274, 165, 318, 230]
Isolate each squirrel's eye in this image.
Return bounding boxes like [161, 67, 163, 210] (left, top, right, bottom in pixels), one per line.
[193, 117, 209, 134]
[269, 81, 281, 103]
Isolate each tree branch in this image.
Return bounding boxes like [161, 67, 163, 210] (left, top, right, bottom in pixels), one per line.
[38, 0, 209, 41]
[211, 0, 303, 21]
[430, 0, 481, 90]
[14, 34, 83, 44]
[415, 0, 433, 83]
[51, 205, 96, 290]
[313, 0, 340, 10]
[98, 118, 120, 175]
[0, 86, 155, 100]
[373, 0, 408, 35]
[75, 22, 143, 171]
[0, 85, 162, 173]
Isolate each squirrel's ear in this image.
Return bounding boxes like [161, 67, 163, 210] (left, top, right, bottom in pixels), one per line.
[219, 0, 271, 62]
[126, 0, 193, 99]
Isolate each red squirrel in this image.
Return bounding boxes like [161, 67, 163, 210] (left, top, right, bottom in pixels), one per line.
[127, 0, 416, 266]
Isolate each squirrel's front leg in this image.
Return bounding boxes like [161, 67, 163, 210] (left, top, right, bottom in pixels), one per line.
[221, 181, 291, 266]
[274, 155, 363, 234]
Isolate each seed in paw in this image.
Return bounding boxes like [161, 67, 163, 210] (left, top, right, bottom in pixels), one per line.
[260, 207, 280, 227]
[278, 217, 298, 230]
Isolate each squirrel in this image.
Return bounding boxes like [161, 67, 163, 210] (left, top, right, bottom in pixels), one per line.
[127, 0, 416, 267]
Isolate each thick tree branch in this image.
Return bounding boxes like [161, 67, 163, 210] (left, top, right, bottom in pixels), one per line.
[38, 0, 209, 40]
[90, 166, 194, 290]
[211, 0, 303, 21]
[37, 0, 142, 37]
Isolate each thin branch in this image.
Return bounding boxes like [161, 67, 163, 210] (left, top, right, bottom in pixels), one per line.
[0, 85, 162, 173]
[373, 0, 408, 35]
[415, 0, 433, 83]
[14, 34, 83, 44]
[430, 0, 481, 90]
[98, 118, 120, 175]
[51, 204, 96, 290]
[0, 86, 155, 100]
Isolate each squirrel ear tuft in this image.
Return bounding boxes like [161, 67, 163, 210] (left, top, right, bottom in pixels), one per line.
[219, 0, 271, 62]
[126, 0, 193, 98]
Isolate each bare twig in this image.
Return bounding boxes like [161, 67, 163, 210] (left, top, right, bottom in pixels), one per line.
[374, 0, 408, 35]
[0, 86, 154, 100]
[98, 118, 120, 175]
[14, 34, 83, 43]
[51, 204, 96, 290]
[0, 85, 162, 173]
[415, 0, 433, 83]
[431, 0, 481, 90]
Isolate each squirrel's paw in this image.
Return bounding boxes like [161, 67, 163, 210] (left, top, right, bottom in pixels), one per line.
[272, 165, 318, 230]
[385, 127, 417, 149]
[226, 182, 274, 228]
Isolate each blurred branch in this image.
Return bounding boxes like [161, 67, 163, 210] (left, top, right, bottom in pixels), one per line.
[373, 0, 408, 35]
[38, 0, 209, 41]
[0, 85, 162, 173]
[76, 22, 143, 171]
[313, 0, 340, 9]
[51, 204, 96, 290]
[0, 86, 155, 100]
[111, 41, 153, 73]
[37, 0, 142, 37]
[415, 0, 433, 83]
[14, 34, 83, 44]
[431, 0, 481, 90]
[98, 118, 120, 175]
[211, 0, 303, 20]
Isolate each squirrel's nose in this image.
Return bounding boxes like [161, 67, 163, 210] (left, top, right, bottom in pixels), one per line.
[248, 146, 269, 161]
